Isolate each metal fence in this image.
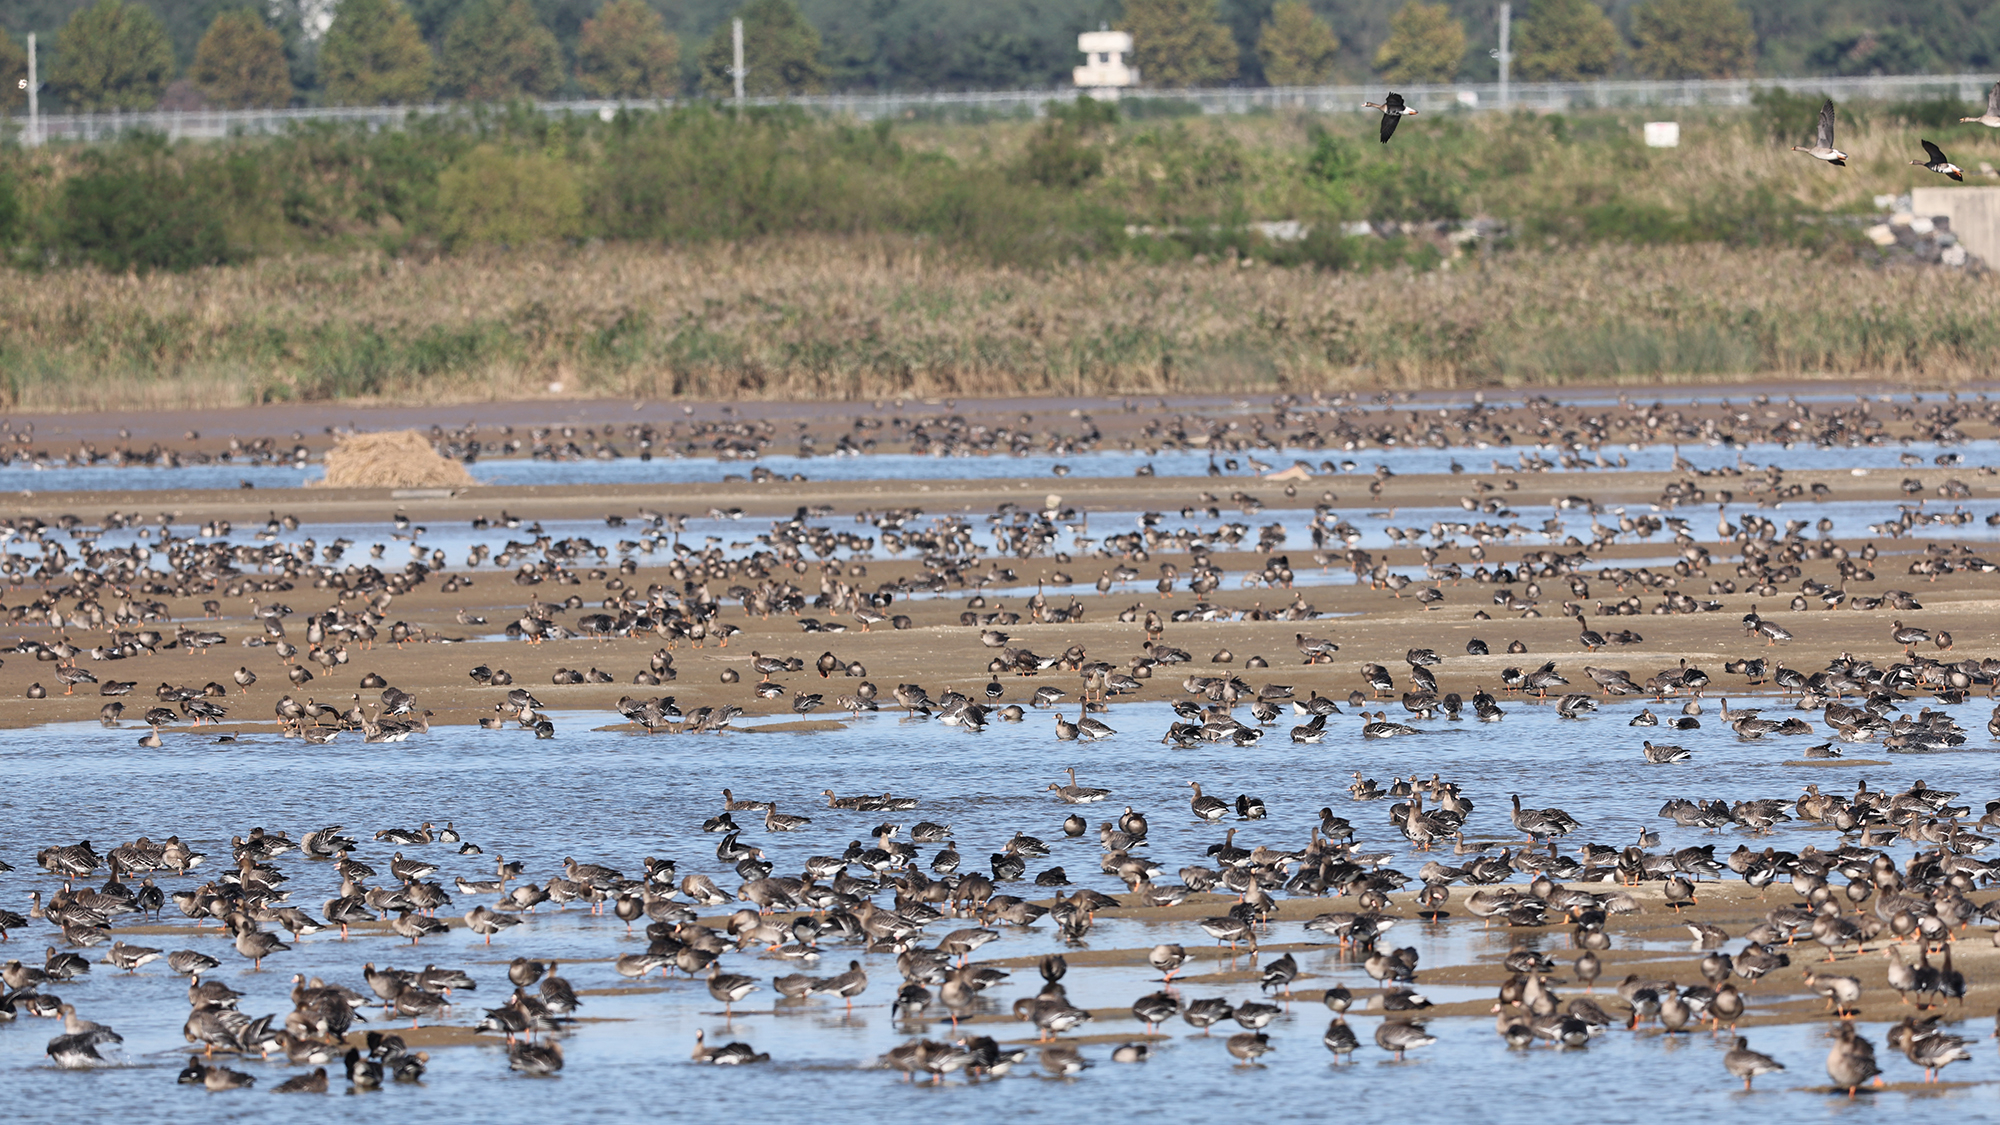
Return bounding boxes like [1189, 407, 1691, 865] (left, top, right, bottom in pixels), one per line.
[8, 72, 1997, 143]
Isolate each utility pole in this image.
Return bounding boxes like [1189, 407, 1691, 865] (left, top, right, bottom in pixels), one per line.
[731, 18, 746, 110]
[24, 32, 37, 147]
[1495, 4, 1511, 109]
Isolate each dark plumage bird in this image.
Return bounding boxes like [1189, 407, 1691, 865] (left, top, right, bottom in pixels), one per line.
[1913, 139, 1964, 181]
[1363, 91, 1418, 143]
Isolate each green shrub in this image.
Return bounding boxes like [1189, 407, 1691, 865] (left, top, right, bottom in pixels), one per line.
[56, 145, 235, 271]
[436, 143, 582, 246]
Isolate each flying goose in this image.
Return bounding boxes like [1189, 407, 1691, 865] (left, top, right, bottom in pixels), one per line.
[1962, 81, 2000, 127]
[1792, 99, 1847, 166]
[1363, 92, 1417, 143]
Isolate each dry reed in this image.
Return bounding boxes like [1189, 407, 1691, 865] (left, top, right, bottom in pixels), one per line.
[318, 430, 477, 489]
[0, 235, 1995, 412]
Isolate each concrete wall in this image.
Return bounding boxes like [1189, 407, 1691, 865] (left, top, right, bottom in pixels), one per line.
[1914, 186, 2000, 267]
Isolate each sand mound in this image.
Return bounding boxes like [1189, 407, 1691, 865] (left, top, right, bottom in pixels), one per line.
[318, 430, 476, 489]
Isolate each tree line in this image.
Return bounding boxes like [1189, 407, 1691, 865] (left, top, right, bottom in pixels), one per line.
[0, 0, 1992, 113]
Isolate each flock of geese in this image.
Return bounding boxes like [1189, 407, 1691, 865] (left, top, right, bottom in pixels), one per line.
[8, 602, 1998, 1094]
[5, 395, 2000, 1103]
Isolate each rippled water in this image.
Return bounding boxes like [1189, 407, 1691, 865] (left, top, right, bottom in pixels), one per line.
[2, 684, 1994, 1123]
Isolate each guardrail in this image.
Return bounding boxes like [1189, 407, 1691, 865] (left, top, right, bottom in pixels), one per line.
[7, 72, 1995, 142]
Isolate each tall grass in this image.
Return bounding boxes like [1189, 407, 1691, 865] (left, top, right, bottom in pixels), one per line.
[0, 237, 1995, 411]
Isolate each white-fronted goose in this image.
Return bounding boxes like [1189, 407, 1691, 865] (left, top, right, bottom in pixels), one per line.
[1792, 99, 1847, 166]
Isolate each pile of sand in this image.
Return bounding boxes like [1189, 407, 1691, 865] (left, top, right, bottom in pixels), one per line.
[317, 430, 476, 489]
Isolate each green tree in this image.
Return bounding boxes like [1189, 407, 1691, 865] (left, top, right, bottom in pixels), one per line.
[577, 0, 681, 98]
[441, 0, 564, 100]
[1259, 1, 1341, 87]
[191, 10, 293, 108]
[0, 32, 25, 113]
[1124, 0, 1239, 88]
[436, 143, 583, 244]
[321, 0, 435, 105]
[699, 0, 827, 97]
[1632, 0, 1754, 78]
[1515, 0, 1620, 81]
[1374, 2, 1466, 83]
[52, 0, 176, 111]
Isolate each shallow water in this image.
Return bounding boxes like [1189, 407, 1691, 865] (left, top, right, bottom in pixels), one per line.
[1, 683, 1993, 1123]
[3, 438, 1992, 494]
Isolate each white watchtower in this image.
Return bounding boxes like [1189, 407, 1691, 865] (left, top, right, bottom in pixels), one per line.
[1074, 30, 1137, 90]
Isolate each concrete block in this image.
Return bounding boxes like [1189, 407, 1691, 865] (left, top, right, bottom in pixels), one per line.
[1912, 186, 2000, 266]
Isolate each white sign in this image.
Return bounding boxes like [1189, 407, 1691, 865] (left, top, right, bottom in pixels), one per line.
[1643, 121, 1680, 148]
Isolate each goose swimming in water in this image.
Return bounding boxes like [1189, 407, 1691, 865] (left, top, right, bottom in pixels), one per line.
[1048, 768, 1110, 804]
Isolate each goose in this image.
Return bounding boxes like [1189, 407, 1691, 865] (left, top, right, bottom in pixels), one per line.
[1962, 81, 2000, 127]
[1181, 996, 1234, 1034]
[508, 1039, 564, 1075]
[1792, 99, 1847, 166]
[1362, 711, 1418, 738]
[764, 806, 812, 832]
[1226, 1031, 1274, 1065]
[231, 924, 288, 969]
[1188, 782, 1229, 821]
[1363, 91, 1417, 143]
[1076, 714, 1116, 740]
[1054, 713, 1079, 741]
[103, 940, 161, 973]
[1901, 1020, 1973, 1082]
[1891, 620, 1929, 652]
[1375, 1018, 1435, 1060]
[464, 905, 522, 945]
[168, 950, 221, 976]
[273, 1068, 329, 1093]
[1040, 1042, 1090, 1076]
[1048, 768, 1109, 804]
[1904, 138, 1968, 182]
[46, 1013, 122, 1068]
[1641, 741, 1690, 764]
[1132, 991, 1179, 1033]
[1826, 1022, 1881, 1097]
[1149, 943, 1187, 981]
[708, 960, 760, 1012]
[1323, 1014, 1360, 1062]
[692, 1029, 770, 1065]
[812, 960, 868, 1010]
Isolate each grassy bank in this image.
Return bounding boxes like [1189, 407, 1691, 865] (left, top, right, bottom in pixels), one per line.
[2, 237, 1996, 411]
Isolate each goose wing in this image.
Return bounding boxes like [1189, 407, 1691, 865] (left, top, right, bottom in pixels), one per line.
[1817, 99, 1836, 149]
[1988, 80, 1999, 117]
[1921, 138, 1947, 164]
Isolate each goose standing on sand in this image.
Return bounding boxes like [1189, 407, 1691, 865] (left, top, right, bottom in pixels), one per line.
[1913, 139, 1965, 181]
[1363, 92, 1417, 143]
[1792, 99, 1848, 166]
[1962, 81, 2000, 127]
